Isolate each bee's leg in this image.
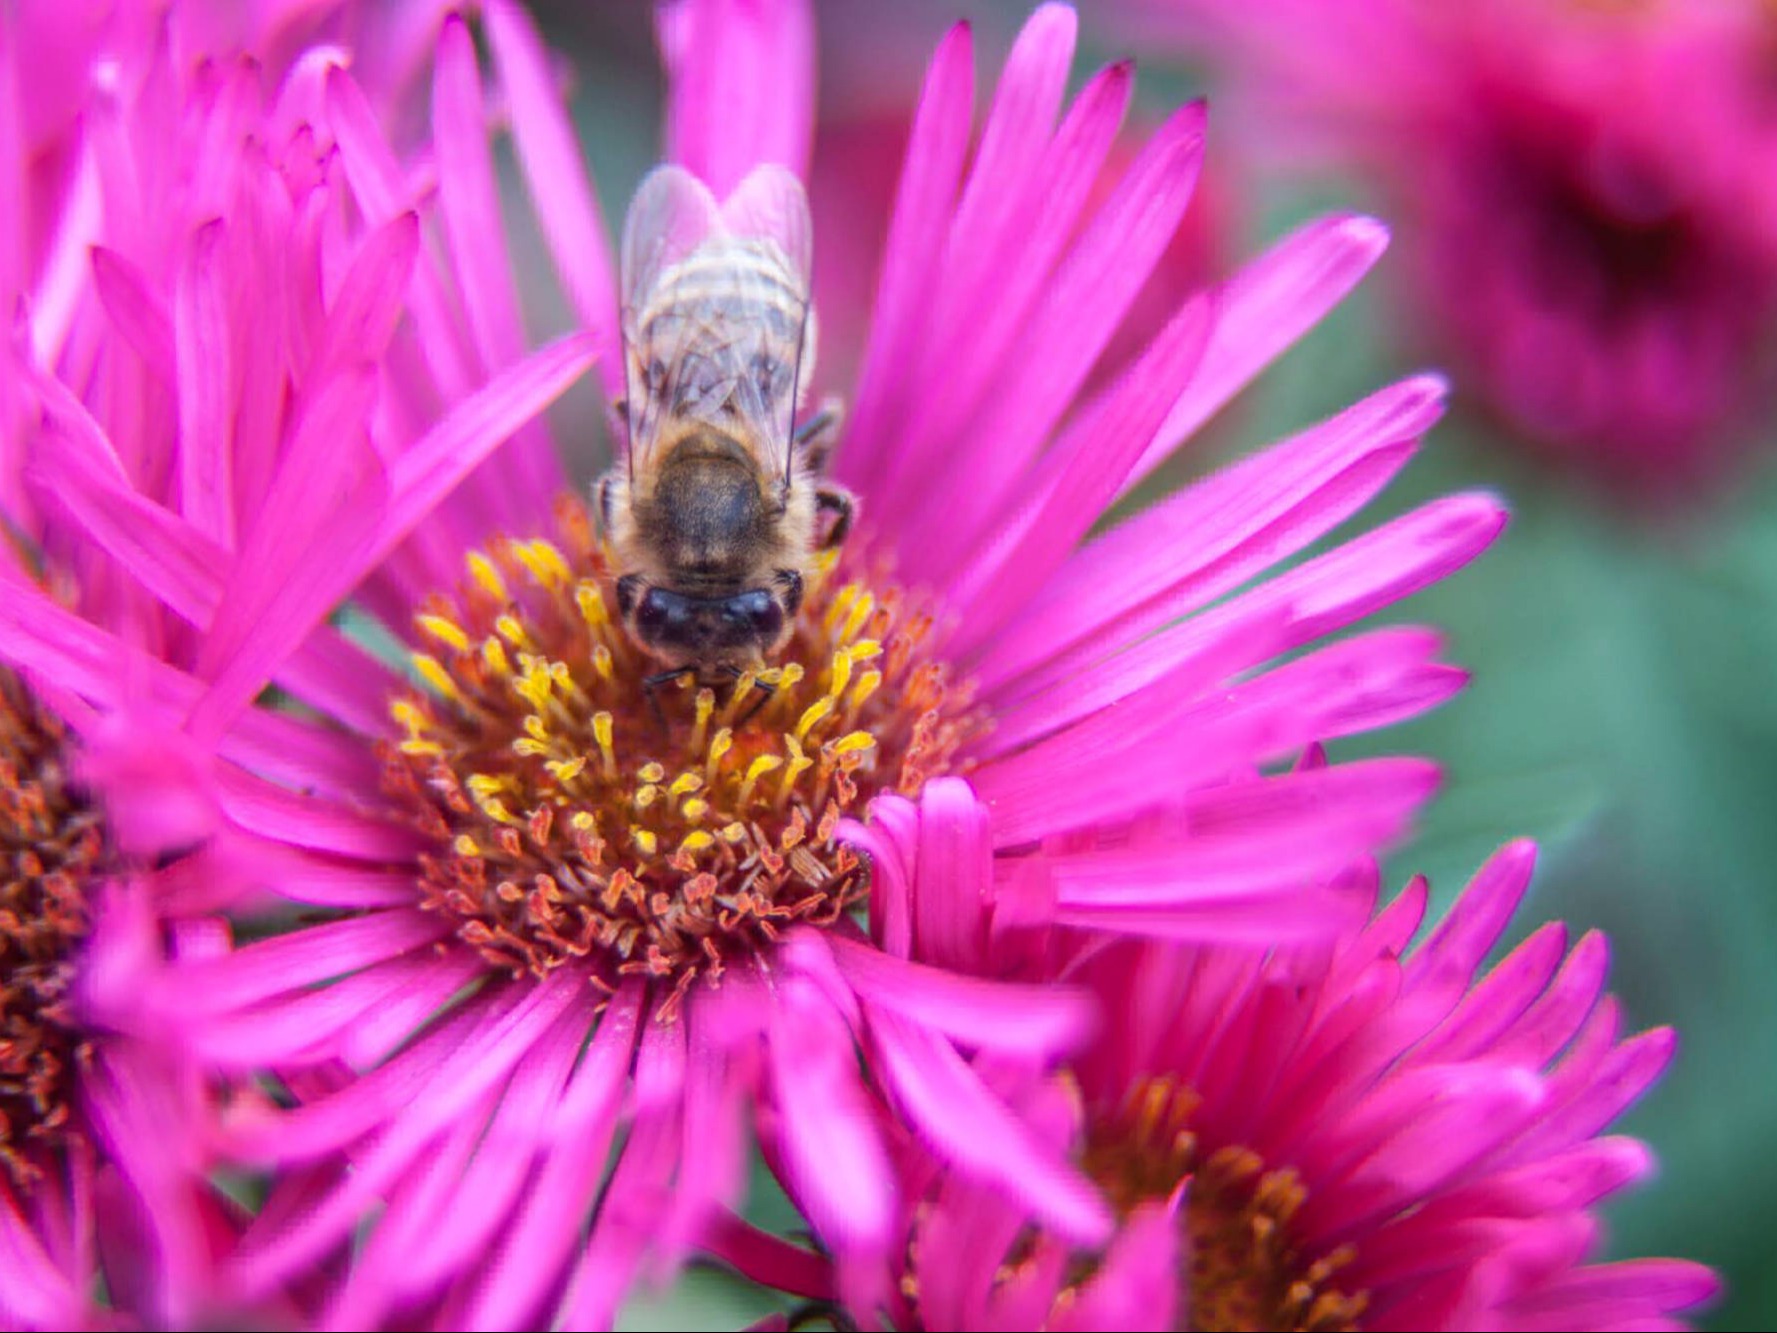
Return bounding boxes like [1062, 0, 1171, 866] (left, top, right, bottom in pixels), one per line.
[723, 664, 777, 729]
[642, 665, 695, 733]
[793, 396, 846, 472]
[774, 568, 804, 619]
[813, 486, 854, 550]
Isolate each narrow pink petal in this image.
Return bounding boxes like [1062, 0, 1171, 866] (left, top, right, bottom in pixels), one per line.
[1049, 760, 1437, 911]
[899, 102, 1208, 579]
[1124, 213, 1391, 491]
[185, 953, 481, 1069]
[1051, 1198, 1181, 1332]
[383, 1005, 588, 1295]
[818, 932, 1094, 1058]
[484, 0, 623, 399]
[322, 63, 475, 398]
[227, 976, 583, 1294]
[909, 775, 992, 975]
[765, 975, 896, 1251]
[842, 810, 912, 960]
[1404, 839, 1539, 999]
[215, 767, 422, 861]
[90, 245, 174, 384]
[464, 987, 641, 1331]
[659, 0, 815, 197]
[943, 290, 1215, 640]
[867, 1009, 1111, 1245]
[1410, 922, 1571, 1066]
[310, 210, 420, 384]
[367, 330, 597, 579]
[841, 21, 974, 497]
[876, 55, 1131, 521]
[171, 910, 450, 1013]
[979, 375, 1445, 694]
[1518, 1026, 1677, 1161]
[433, 13, 560, 512]
[701, 1212, 832, 1301]
[979, 593, 1288, 756]
[1521, 1259, 1721, 1320]
[1489, 931, 1613, 1071]
[188, 369, 386, 743]
[174, 219, 235, 547]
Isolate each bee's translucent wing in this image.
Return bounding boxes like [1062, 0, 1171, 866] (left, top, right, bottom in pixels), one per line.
[619, 163, 813, 484]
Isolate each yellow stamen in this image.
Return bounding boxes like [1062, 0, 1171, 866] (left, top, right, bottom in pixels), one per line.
[467, 551, 508, 602]
[738, 753, 782, 807]
[794, 696, 834, 743]
[706, 727, 734, 782]
[412, 654, 463, 702]
[495, 614, 530, 649]
[483, 636, 512, 677]
[576, 580, 606, 629]
[546, 756, 587, 783]
[678, 830, 715, 856]
[691, 687, 715, 753]
[514, 539, 571, 589]
[417, 614, 470, 652]
[592, 711, 616, 779]
[631, 827, 658, 855]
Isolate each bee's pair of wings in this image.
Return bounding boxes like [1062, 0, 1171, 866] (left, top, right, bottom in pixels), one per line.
[619, 163, 814, 484]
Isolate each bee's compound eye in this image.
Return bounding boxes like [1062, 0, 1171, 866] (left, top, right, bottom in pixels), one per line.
[634, 586, 690, 645]
[730, 589, 783, 643]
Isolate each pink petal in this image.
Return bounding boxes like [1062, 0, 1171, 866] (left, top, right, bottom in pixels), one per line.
[174, 219, 236, 547]
[841, 20, 974, 498]
[867, 1009, 1111, 1245]
[818, 931, 1095, 1058]
[659, 0, 815, 198]
[1125, 213, 1391, 490]
[484, 0, 623, 399]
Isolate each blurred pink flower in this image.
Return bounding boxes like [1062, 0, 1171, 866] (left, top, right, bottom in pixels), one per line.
[6, 0, 1502, 1326]
[738, 787, 1718, 1330]
[0, 5, 592, 1326]
[1114, 0, 1777, 499]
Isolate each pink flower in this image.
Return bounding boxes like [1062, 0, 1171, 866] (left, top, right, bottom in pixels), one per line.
[1111, 0, 1777, 499]
[747, 785, 1719, 1330]
[4, 0, 1503, 1326]
[0, 6, 591, 1325]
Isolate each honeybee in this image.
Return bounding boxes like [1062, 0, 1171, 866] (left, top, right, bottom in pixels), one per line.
[599, 163, 853, 702]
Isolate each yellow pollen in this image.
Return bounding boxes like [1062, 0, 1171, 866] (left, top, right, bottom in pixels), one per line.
[417, 614, 470, 651]
[380, 513, 984, 1000]
[514, 539, 571, 589]
[829, 650, 854, 700]
[738, 753, 782, 807]
[850, 670, 882, 711]
[483, 637, 512, 676]
[691, 688, 715, 753]
[705, 727, 733, 780]
[412, 654, 462, 702]
[468, 550, 509, 601]
[495, 614, 531, 648]
[1079, 1077, 1368, 1333]
[794, 696, 834, 742]
[546, 756, 586, 783]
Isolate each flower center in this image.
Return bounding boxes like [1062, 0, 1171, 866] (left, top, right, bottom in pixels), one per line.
[0, 669, 102, 1191]
[381, 498, 982, 1014]
[1081, 1077, 1367, 1333]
